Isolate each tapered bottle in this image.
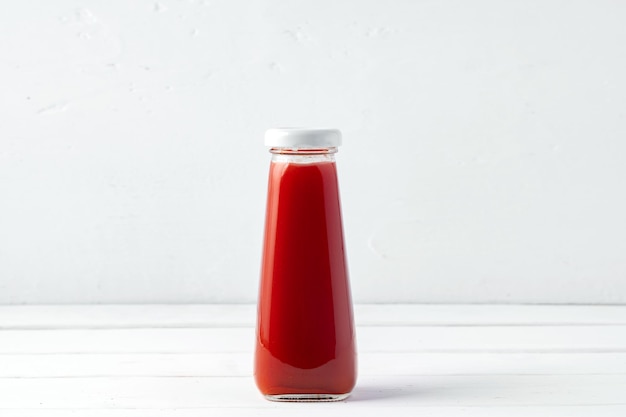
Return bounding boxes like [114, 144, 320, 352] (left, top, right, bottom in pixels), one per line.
[254, 128, 357, 402]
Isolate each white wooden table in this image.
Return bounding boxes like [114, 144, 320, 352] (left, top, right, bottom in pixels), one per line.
[1, 305, 625, 416]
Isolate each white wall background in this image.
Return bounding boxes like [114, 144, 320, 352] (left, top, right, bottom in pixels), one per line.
[1, 0, 625, 304]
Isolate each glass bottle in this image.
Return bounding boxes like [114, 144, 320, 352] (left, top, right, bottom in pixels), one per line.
[254, 128, 357, 402]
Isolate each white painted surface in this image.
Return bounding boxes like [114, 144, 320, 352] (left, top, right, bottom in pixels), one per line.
[1, 305, 626, 415]
[1, 1, 626, 303]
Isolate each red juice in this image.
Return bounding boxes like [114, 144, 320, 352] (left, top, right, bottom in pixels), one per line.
[255, 157, 356, 400]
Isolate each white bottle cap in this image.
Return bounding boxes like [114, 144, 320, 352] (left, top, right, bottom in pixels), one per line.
[264, 128, 342, 148]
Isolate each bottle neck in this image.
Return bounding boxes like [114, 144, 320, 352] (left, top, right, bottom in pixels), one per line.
[269, 147, 337, 155]
[269, 147, 337, 164]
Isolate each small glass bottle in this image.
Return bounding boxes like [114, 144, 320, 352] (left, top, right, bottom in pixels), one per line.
[254, 128, 357, 402]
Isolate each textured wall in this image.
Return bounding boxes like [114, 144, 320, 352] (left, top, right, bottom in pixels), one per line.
[1, 0, 625, 303]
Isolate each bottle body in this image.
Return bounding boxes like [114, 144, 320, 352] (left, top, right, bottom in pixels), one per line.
[254, 148, 356, 401]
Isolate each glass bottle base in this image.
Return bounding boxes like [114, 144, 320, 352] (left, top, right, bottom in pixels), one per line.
[264, 393, 350, 402]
